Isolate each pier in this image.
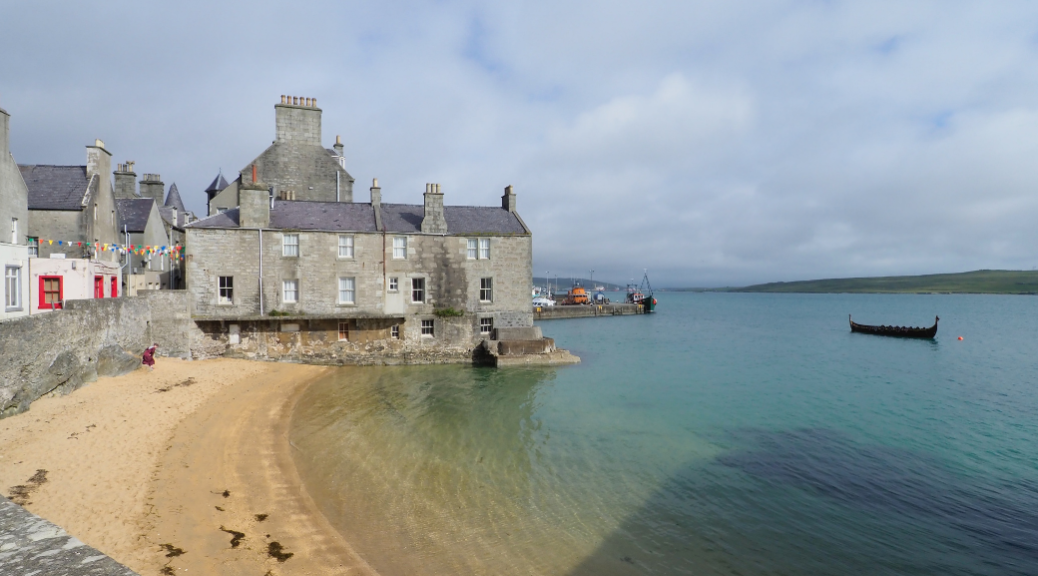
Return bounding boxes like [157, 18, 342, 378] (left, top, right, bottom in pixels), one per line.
[534, 303, 645, 320]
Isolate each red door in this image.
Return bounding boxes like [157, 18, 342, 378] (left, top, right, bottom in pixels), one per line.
[111, 276, 118, 298]
[94, 275, 104, 298]
[39, 276, 63, 309]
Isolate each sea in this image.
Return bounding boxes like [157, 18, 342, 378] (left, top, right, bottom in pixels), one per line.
[289, 293, 1038, 576]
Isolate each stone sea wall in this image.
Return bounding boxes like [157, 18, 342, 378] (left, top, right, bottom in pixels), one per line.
[0, 291, 200, 419]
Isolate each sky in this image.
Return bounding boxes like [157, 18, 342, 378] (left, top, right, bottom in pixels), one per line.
[3, 1, 1038, 287]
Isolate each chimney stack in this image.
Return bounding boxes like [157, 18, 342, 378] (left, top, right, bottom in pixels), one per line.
[139, 173, 164, 202]
[421, 183, 448, 234]
[0, 105, 9, 157]
[502, 184, 516, 212]
[85, 139, 112, 182]
[334, 134, 344, 160]
[113, 162, 137, 199]
[275, 95, 322, 144]
[370, 178, 383, 230]
[239, 166, 270, 228]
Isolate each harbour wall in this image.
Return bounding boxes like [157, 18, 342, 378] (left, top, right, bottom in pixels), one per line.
[534, 303, 644, 320]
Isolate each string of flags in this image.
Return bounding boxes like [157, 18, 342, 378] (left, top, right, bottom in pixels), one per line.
[35, 239, 186, 261]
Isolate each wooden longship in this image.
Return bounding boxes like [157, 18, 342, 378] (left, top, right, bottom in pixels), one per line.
[849, 315, 939, 339]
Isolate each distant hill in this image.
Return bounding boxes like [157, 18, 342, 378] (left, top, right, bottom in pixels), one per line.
[731, 270, 1038, 294]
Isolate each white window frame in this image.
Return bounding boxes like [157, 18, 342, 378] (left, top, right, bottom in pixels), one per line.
[338, 277, 355, 304]
[421, 319, 435, 337]
[479, 238, 490, 259]
[393, 236, 407, 259]
[5, 266, 21, 310]
[479, 317, 493, 335]
[282, 279, 299, 303]
[338, 235, 354, 258]
[10, 218, 17, 245]
[411, 277, 425, 303]
[467, 238, 478, 259]
[283, 233, 300, 257]
[27, 237, 38, 258]
[218, 276, 233, 305]
[479, 277, 493, 302]
[388, 277, 399, 292]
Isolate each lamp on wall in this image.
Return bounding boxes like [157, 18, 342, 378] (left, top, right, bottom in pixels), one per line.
[71, 261, 76, 270]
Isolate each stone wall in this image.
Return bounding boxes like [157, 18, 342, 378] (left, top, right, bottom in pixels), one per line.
[0, 291, 196, 419]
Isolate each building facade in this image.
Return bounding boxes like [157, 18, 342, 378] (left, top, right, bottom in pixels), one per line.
[185, 180, 533, 363]
[0, 105, 30, 321]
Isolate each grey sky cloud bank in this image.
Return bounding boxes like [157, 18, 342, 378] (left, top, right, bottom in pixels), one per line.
[3, 1, 1037, 286]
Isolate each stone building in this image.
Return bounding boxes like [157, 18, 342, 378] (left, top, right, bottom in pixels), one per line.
[207, 96, 354, 215]
[19, 141, 121, 262]
[185, 177, 533, 364]
[0, 104, 30, 322]
[115, 197, 170, 293]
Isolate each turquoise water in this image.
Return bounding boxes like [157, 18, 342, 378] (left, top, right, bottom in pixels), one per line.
[290, 293, 1038, 575]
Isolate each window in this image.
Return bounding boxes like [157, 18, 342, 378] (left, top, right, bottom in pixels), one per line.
[480, 277, 493, 302]
[467, 238, 477, 259]
[5, 266, 21, 310]
[411, 277, 425, 303]
[28, 237, 38, 258]
[93, 204, 97, 221]
[10, 218, 17, 245]
[338, 321, 349, 341]
[468, 238, 491, 259]
[283, 233, 299, 257]
[393, 236, 407, 259]
[479, 238, 490, 259]
[480, 317, 493, 335]
[283, 279, 298, 303]
[338, 235, 354, 258]
[338, 277, 355, 304]
[39, 276, 62, 310]
[388, 277, 398, 292]
[421, 319, 434, 337]
[218, 276, 233, 305]
[391, 325, 400, 339]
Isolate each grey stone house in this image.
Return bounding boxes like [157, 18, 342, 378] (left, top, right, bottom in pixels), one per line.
[19, 141, 121, 262]
[207, 95, 354, 216]
[0, 104, 30, 322]
[185, 178, 533, 363]
[113, 164, 191, 289]
[115, 197, 170, 291]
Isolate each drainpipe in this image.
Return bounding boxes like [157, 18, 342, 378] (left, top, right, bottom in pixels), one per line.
[336, 170, 340, 202]
[258, 228, 264, 316]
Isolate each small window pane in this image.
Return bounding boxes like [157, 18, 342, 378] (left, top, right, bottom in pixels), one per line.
[338, 235, 354, 258]
[283, 279, 298, 303]
[467, 239, 477, 259]
[339, 277, 355, 304]
[28, 238, 38, 258]
[480, 277, 493, 302]
[391, 325, 400, 339]
[480, 317, 493, 335]
[411, 278, 425, 303]
[6, 266, 21, 309]
[219, 276, 233, 304]
[421, 319, 434, 336]
[338, 321, 349, 341]
[389, 277, 398, 292]
[283, 234, 299, 257]
[393, 237, 407, 259]
[479, 238, 490, 259]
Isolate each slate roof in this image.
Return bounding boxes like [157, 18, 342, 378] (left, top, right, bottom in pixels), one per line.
[116, 198, 155, 233]
[205, 172, 230, 194]
[187, 200, 528, 235]
[159, 206, 189, 229]
[164, 182, 186, 210]
[19, 165, 94, 210]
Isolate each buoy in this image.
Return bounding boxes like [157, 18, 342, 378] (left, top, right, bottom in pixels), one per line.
[958, 336, 963, 341]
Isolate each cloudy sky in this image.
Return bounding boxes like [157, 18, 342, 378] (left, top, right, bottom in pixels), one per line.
[3, 1, 1038, 287]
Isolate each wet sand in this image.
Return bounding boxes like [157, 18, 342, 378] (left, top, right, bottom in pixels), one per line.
[0, 358, 377, 576]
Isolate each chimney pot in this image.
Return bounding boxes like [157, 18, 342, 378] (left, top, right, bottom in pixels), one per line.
[373, 177, 379, 187]
[313, 98, 317, 107]
[293, 96, 298, 105]
[252, 164, 257, 183]
[336, 134, 342, 145]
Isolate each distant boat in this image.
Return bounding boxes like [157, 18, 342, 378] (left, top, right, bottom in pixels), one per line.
[849, 315, 938, 339]
[626, 272, 657, 312]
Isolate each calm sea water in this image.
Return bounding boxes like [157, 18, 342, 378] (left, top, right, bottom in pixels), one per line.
[289, 293, 1038, 576]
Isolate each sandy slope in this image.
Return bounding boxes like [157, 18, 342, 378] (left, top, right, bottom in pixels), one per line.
[0, 358, 377, 576]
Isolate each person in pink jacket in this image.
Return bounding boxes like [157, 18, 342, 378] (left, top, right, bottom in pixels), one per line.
[142, 344, 158, 370]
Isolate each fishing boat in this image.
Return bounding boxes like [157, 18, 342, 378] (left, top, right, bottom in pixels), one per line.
[849, 315, 938, 339]
[625, 272, 657, 312]
[562, 283, 590, 305]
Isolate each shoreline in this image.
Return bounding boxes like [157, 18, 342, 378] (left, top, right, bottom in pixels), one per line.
[0, 358, 377, 575]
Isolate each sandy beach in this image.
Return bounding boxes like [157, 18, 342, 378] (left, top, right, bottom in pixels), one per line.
[0, 358, 378, 576]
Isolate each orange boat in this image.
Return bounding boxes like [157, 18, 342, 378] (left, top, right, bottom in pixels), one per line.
[562, 284, 589, 305]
